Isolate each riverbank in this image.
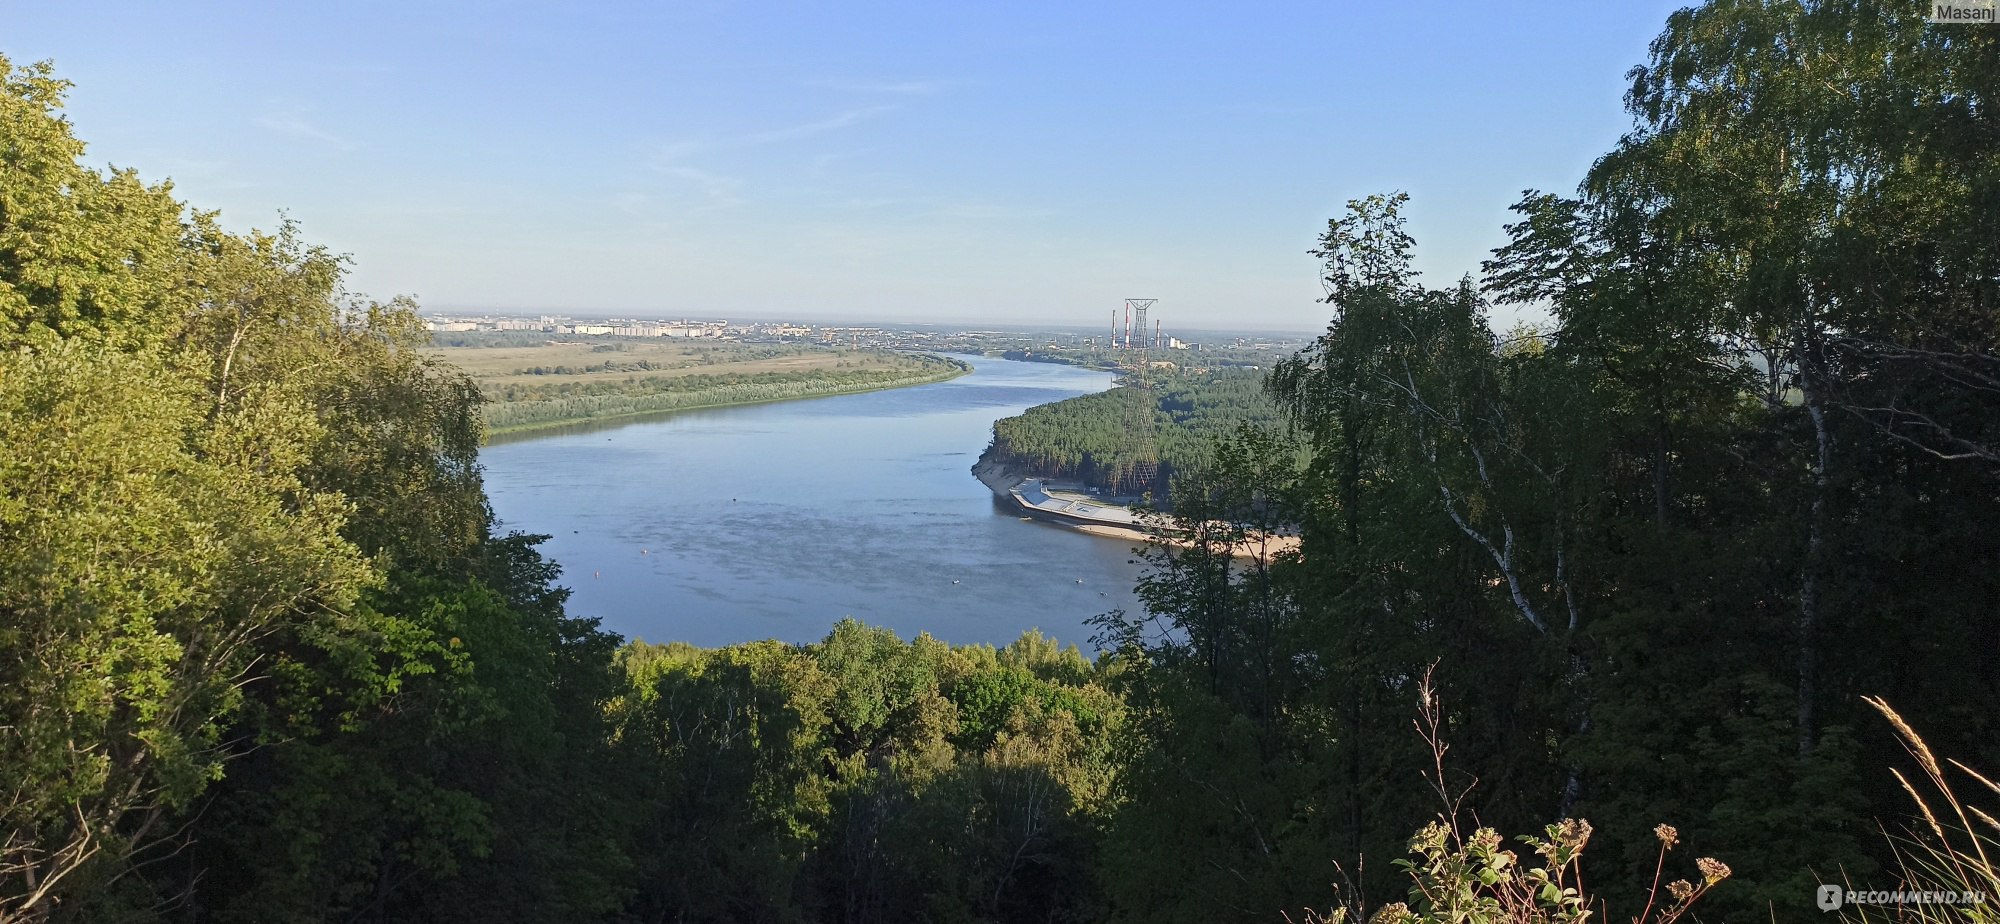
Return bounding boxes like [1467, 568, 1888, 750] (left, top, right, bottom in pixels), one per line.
[479, 354, 1140, 648]
[482, 361, 969, 441]
[974, 447, 1300, 560]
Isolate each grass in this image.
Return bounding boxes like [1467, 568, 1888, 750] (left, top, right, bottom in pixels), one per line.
[431, 340, 970, 438]
[1290, 684, 1997, 923]
[1837, 698, 1999, 923]
[426, 341, 922, 391]
[479, 367, 968, 440]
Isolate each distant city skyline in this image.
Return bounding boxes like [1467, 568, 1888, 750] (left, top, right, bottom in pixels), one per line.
[7, 1, 1687, 329]
[418, 307, 1318, 339]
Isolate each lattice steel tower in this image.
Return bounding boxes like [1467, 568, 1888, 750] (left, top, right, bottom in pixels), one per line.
[1117, 299, 1161, 495]
[1124, 298, 1156, 350]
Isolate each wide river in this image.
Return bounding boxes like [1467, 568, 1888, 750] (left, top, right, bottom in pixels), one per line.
[480, 355, 1146, 650]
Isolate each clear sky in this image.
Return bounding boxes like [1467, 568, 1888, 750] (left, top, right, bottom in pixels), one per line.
[4, 1, 1688, 331]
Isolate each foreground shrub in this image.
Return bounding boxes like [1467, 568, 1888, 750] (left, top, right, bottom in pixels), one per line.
[1294, 671, 1729, 924]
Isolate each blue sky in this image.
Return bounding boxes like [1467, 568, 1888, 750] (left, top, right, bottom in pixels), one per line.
[5, 1, 1687, 330]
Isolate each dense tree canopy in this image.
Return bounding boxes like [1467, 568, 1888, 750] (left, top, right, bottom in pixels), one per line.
[0, 53, 624, 922]
[4, 2, 1996, 921]
[1098, 2, 1999, 919]
[988, 368, 1293, 498]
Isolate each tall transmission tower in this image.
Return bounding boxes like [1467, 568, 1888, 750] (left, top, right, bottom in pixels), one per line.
[1124, 298, 1156, 351]
[1117, 299, 1161, 496]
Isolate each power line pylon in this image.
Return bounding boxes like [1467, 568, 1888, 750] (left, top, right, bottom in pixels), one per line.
[1119, 299, 1161, 495]
[1125, 298, 1156, 351]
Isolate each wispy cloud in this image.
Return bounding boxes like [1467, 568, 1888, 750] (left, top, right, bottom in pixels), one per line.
[641, 105, 896, 205]
[930, 201, 1058, 221]
[645, 143, 744, 207]
[744, 106, 895, 145]
[809, 150, 873, 176]
[258, 114, 354, 151]
[809, 78, 946, 96]
[611, 193, 680, 232]
[660, 165, 743, 204]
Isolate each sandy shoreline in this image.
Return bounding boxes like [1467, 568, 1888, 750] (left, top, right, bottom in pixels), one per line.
[1071, 522, 1302, 559]
[972, 453, 1300, 560]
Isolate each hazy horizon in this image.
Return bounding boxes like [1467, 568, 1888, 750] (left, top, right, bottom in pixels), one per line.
[419, 304, 1324, 336]
[9, 1, 1686, 328]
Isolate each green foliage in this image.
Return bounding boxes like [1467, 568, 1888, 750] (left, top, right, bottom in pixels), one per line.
[5, 3, 1999, 921]
[988, 367, 1293, 498]
[0, 343, 372, 917]
[173, 543, 629, 924]
[1100, 5, 1998, 923]
[0, 58, 190, 352]
[610, 625, 1122, 924]
[1338, 681, 1732, 924]
[612, 638, 835, 920]
[0, 56, 626, 923]
[1335, 819, 1731, 924]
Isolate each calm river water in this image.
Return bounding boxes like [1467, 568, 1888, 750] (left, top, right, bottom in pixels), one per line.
[480, 355, 1146, 649]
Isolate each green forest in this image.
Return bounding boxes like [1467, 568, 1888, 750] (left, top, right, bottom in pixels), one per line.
[996, 344, 1284, 374]
[4, 1, 1999, 922]
[987, 368, 1292, 498]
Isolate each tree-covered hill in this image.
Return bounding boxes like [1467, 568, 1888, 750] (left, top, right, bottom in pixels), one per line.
[0, 55, 1109, 923]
